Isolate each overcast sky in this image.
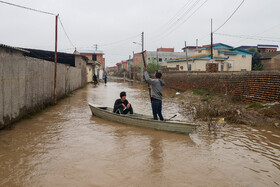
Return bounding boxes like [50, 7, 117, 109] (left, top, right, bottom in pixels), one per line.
[1, 0, 279, 67]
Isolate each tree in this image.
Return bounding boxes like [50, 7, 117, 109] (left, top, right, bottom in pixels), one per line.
[146, 59, 162, 74]
[121, 68, 127, 73]
[248, 48, 263, 71]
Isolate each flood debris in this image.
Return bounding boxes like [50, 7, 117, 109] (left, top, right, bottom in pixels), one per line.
[172, 89, 280, 129]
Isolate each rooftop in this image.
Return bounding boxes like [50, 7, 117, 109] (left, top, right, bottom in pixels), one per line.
[0, 43, 29, 53]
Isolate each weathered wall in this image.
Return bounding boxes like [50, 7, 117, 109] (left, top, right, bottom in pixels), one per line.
[261, 55, 280, 71]
[75, 55, 87, 86]
[163, 71, 280, 103]
[0, 47, 82, 129]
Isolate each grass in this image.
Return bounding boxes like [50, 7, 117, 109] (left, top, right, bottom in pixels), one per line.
[192, 89, 211, 96]
[248, 102, 264, 108]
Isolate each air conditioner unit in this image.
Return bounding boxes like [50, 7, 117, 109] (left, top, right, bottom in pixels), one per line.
[228, 63, 232, 68]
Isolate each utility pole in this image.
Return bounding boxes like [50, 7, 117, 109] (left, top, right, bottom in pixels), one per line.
[185, 41, 188, 70]
[141, 32, 144, 53]
[54, 14, 58, 104]
[141, 32, 144, 82]
[211, 19, 213, 60]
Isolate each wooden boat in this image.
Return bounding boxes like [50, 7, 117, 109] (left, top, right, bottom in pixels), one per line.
[89, 103, 197, 134]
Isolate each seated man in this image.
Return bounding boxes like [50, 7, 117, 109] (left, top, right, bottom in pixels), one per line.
[113, 91, 133, 114]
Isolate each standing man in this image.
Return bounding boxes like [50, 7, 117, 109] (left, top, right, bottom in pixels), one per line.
[93, 74, 98, 85]
[144, 67, 165, 120]
[104, 74, 108, 85]
[113, 91, 133, 114]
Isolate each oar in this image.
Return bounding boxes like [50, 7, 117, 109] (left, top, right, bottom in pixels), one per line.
[141, 51, 152, 103]
[168, 114, 177, 120]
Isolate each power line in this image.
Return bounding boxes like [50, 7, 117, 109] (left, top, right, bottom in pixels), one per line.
[232, 23, 280, 45]
[149, 0, 202, 42]
[58, 16, 75, 48]
[213, 0, 245, 33]
[149, 0, 208, 43]
[99, 33, 141, 47]
[0, 0, 56, 16]
[149, 0, 194, 35]
[215, 33, 280, 43]
[0, 1, 77, 50]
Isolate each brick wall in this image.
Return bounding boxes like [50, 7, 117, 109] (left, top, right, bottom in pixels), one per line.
[206, 63, 218, 72]
[163, 71, 280, 103]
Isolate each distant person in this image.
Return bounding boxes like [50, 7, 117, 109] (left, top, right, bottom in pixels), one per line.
[93, 74, 98, 85]
[113, 91, 133, 114]
[104, 74, 108, 85]
[144, 67, 165, 121]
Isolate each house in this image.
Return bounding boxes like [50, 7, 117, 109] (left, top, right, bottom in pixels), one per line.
[167, 43, 254, 71]
[237, 44, 279, 53]
[122, 61, 128, 70]
[122, 58, 133, 72]
[73, 49, 101, 83]
[258, 44, 278, 53]
[133, 48, 186, 67]
[182, 46, 199, 57]
[80, 51, 105, 69]
[80, 50, 105, 80]
[260, 51, 280, 71]
[106, 66, 117, 75]
[86, 60, 101, 82]
[116, 62, 122, 72]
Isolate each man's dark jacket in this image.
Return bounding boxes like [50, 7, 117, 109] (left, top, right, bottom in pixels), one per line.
[113, 99, 129, 113]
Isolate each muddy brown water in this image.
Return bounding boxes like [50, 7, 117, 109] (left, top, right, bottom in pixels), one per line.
[0, 79, 279, 186]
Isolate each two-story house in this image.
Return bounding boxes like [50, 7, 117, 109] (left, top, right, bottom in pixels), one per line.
[167, 43, 254, 71]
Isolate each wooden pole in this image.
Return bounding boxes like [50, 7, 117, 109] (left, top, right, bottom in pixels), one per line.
[140, 32, 152, 103]
[54, 15, 58, 104]
[211, 19, 213, 60]
[185, 41, 188, 70]
[141, 32, 144, 82]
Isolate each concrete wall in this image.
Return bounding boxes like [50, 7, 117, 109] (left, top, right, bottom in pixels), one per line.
[261, 55, 280, 71]
[86, 64, 94, 83]
[0, 47, 82, 129]
[75, 55, 87, 86]
[146, 51, 186, 65]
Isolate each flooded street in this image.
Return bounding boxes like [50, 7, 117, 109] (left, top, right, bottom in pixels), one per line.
[0, 79, 279, 186]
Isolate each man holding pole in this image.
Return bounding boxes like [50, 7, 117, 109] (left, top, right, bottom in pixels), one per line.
[144, 67, 165, 121]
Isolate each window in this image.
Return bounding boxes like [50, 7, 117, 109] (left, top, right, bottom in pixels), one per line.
[176, 65, 179, 70]
[180, 66, 183, 70]
[198, 51, 202, 53]
[92, 54, 97, 61]
[242, 55, 246, 58]
[188, 64, 192, 71]
[221, 64, 224, 71]
[159, 58, 162, 62]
